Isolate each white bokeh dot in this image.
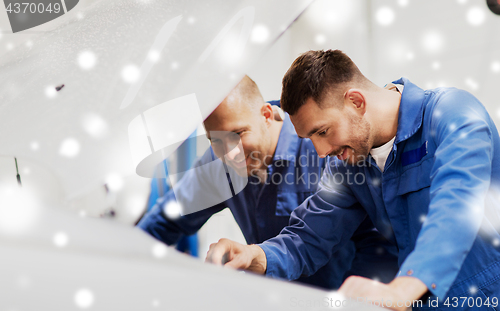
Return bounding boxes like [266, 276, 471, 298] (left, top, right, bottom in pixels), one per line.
[74, 288, 94, 309]
[26, 40, 33, 48]
[77, 12, 84, 20]
[105, 173, 124, 192]
[0, 186, 41, 235]
[251, 24, 269, 43]
[23, 167, 31, 175]
[171, 62, 179, 70]
[78, 51, 97, 70]
[406, 52, 414, 60]
[152, 299, 160, 307]
[437, 81, 447, 87]
[449, 123, 457, 131]
[79, 210, 87, 218]
[493, 238, 500, 247]
[53, 231, 69, 247]
[30, 141, 40, 151]
[164, 201, 181, 220]
[465, 78, 479, 90]
[16, 275, 32, 289]
[121, 64, 140, 83]
[422, 31, 443, 53]
[187, 16, 195, 24]
[419, 214, 426, 223]
[315, 34, 326, 45]
[6, 42, 13, 50]
[398, 0, 409, 7]
[457, 0, 467, 4]
[148, 49, 160, 62]
[466, 7, 486, 26]
[59, 138, 81, 158]
[45, 86, 57, 98]
[469, 285, 478, 295]
[432, 61, 441, 70]
[492, 61, 500, 73]
[152, 243, 168, 258]
[82, 113, 108, 138]
[376, 7, 395, 26]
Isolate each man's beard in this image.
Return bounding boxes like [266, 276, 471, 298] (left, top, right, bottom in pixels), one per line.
[343, 112, 371, 166]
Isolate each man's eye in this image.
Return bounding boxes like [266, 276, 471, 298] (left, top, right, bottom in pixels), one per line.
[318, 129, 327, 136]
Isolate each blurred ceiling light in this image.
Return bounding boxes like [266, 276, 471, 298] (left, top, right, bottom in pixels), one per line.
[422, 31, 443, 53]
[467, 6, 486, 26]
[251, 24, 270, 43]
[376, 7, 395, 26]
[121, 64, 141, 83]
[59, 138, 81, 158]
[398, 0, 409, 7]
[314, 34, 327, 45]
[82, 113, 109, 138]
[77, 51, 97, 70]
[74, 288, 95, 309]
[492, 61, 500, 73]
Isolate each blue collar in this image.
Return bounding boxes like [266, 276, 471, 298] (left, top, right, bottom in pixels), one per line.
[272, 113, 300, 163]
[392, 77, 426, 144]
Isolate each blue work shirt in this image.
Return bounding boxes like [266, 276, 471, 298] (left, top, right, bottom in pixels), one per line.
[260, 79, 500, 308]
[138, 103, 398, 289]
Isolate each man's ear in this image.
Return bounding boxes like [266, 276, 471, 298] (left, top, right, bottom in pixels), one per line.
[261, 103, 274, 125]
[344, 89, 366, 115]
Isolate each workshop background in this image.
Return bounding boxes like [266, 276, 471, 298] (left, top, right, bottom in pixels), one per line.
[0, 0, 499, 309]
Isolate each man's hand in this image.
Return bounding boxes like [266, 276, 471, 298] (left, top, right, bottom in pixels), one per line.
[339, 276, 428, 311]
[205, 238, 267, 274]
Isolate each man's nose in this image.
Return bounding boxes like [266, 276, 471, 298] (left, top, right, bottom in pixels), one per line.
[225, 142, 241, 160]
[312, 139, 333, 158]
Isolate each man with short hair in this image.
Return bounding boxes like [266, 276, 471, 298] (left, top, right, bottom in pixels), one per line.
[206, 51, 500, 310]
[138, 75, 398, 289]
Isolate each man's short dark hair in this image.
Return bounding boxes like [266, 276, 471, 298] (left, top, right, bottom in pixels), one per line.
[280, 49, 366, 115]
